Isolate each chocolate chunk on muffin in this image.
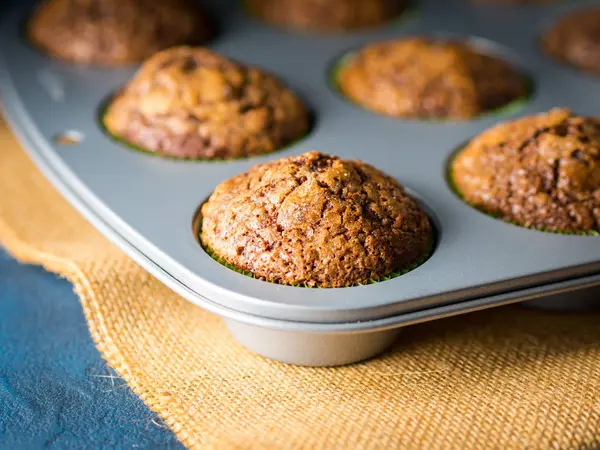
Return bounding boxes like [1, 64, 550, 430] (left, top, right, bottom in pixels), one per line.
[542, 7, 600, 75]
[28, 0, 212, 66]
[246, 0, 408, 32]
[103, 47, 310, 160]
[337, 37, 529, 120]
[452, 108, 600, 234]
[200, 151, 432, 288]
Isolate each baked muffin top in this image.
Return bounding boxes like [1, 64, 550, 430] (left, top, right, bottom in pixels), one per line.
[28, 0, 212, 66]
[542, 7, 600, 75]
[246, 0, 407, 32]
[452, 108, 600, 233]
[337, 37, 529, 120]
[103, 47, 310, 160]
[201, 151, 432, 287]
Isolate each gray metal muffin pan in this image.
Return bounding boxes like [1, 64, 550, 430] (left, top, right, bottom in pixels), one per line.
[2, 0, 600, 366]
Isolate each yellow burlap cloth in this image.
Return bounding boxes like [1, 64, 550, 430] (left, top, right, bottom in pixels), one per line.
[1, 117, 600, 450]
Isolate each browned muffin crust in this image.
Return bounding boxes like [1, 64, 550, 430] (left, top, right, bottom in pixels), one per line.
[200, 151, 432, 288]
[103, 47, 310, 160]
[247, 0, 407, 32]
[542, 7, 600, 76]
[338, 37, 528, 120]
[452, 108, 600, 233]
[27, 0, 212, 66]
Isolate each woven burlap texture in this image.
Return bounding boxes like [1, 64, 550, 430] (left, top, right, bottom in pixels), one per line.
[1, 118, 600, 450]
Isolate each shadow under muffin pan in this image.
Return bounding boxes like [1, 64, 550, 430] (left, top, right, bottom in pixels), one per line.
[2, 0, 600, 366]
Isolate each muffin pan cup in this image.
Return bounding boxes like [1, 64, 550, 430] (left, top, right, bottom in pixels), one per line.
[2, 0, 600, 366]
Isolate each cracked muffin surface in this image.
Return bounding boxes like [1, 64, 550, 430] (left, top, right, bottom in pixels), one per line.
[337, 37, 528, 120]
[103, 46, 310, 159]
[200, 151, 432, 288]
[246, 0, 407, 32]
[452, 108, 600, 233]
[28, 0, 212, 66]
[542, 7, 600, 75]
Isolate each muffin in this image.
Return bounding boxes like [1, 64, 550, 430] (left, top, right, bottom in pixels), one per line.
[200, 151, 432, 288]
[337, 37, 529, 120]
[452, 108, 600, 234]
[103, 47, 310, 160]
[246, 0, 408, 32]
[27, 0, 212, 66]
[542, 7, 600, 75]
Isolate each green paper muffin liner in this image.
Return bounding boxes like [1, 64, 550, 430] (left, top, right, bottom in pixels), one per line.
[98, 95, 312, 162]
[199, 219, 437, 288]
[447, 156, 599, 236]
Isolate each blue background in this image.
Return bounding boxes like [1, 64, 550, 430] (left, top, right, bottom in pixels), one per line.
[0, 249, 184, 449]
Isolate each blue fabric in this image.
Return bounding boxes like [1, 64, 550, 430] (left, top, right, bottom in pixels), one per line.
[0, 249, 184, 449]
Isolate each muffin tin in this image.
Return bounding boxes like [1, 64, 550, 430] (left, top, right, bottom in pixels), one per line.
[2, 0, 600, 366]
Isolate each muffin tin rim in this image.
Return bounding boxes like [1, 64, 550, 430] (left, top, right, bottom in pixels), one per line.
[3, 0, 600, 325]
[4, 120, 600, 330]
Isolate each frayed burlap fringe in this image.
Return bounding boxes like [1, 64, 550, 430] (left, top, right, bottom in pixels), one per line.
[1, 118, 600, 450]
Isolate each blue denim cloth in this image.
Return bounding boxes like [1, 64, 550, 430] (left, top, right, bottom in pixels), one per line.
[0, 249, 184, 449]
